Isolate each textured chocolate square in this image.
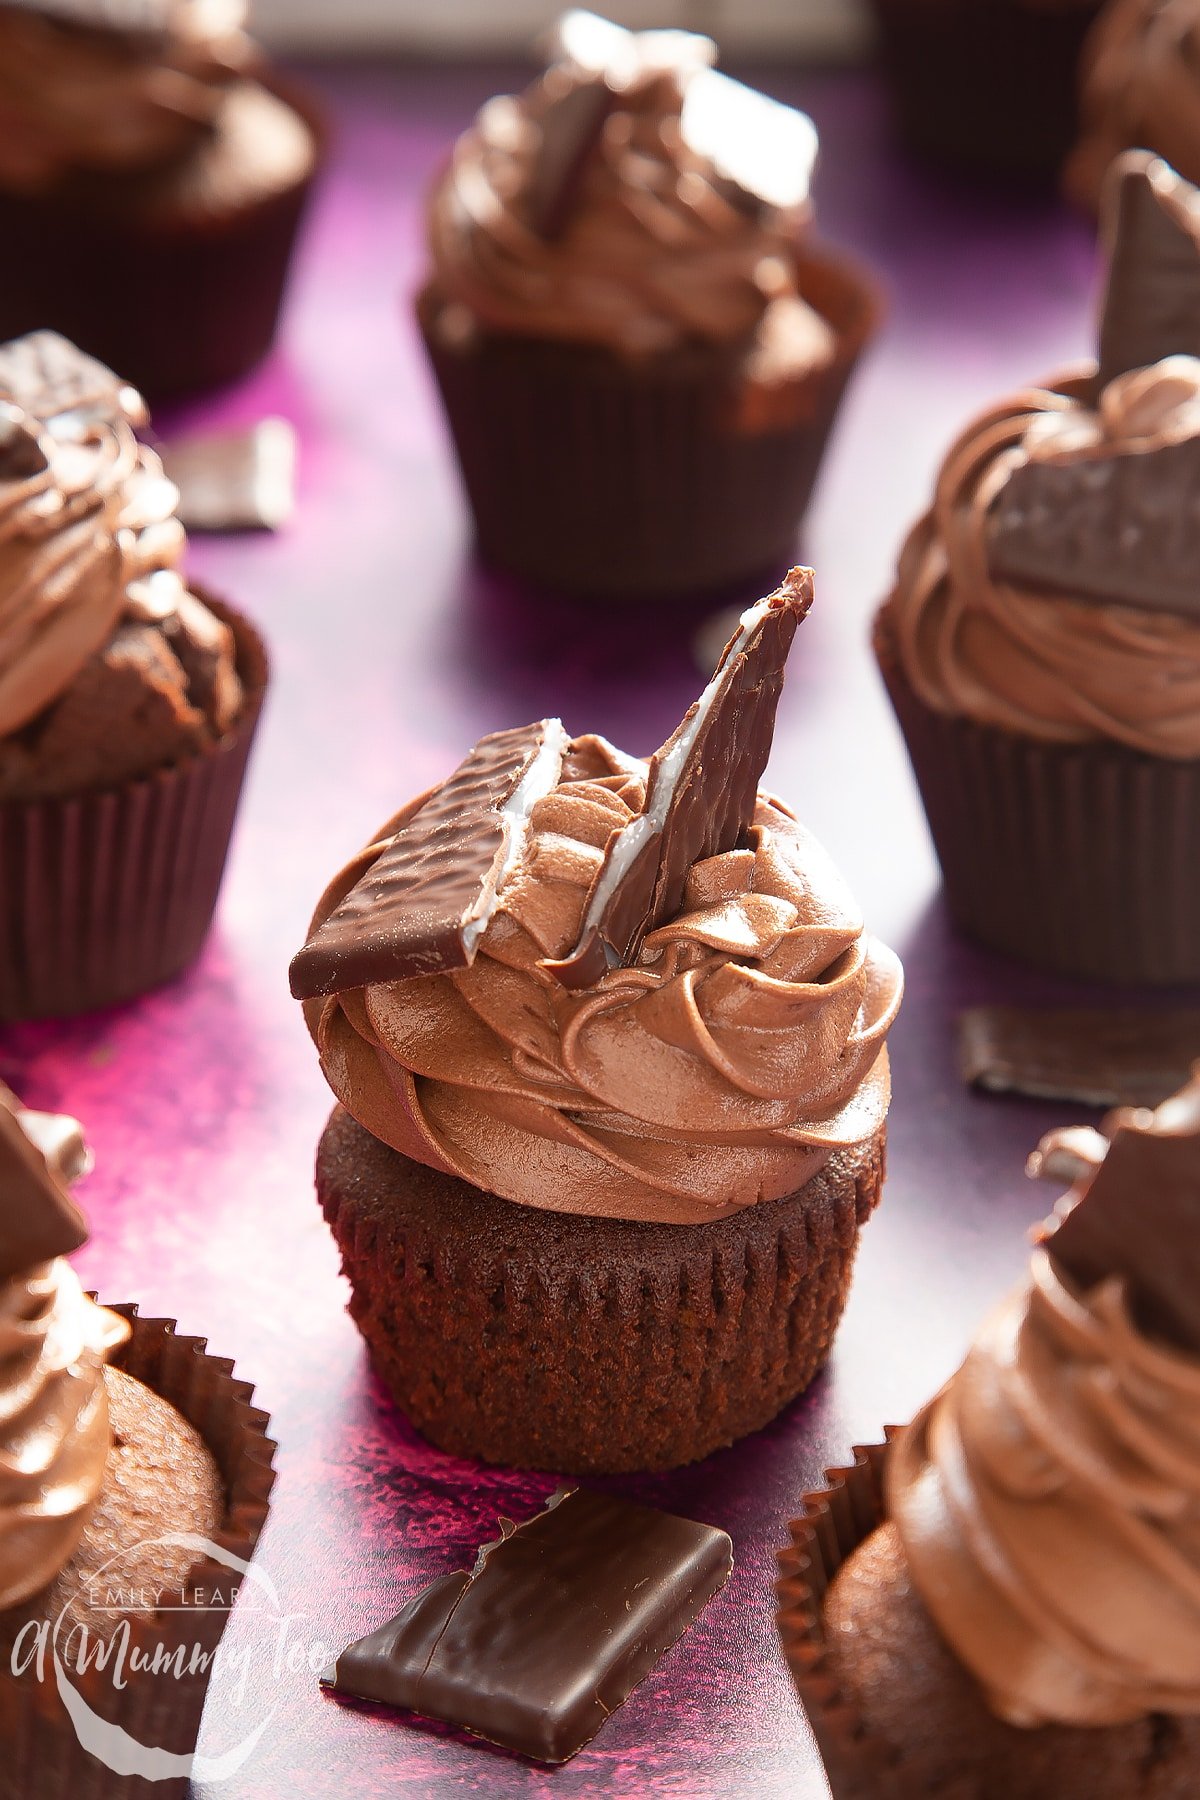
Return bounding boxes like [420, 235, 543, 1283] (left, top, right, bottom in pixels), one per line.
[959, 1006, 1200, 1108]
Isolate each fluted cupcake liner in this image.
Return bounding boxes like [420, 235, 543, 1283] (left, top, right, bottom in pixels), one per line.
[0, 1304, 276, 1800]
[417, 241, 881, 601]
[317, 1105, 886, 1474]
[0, 593, 267, 1023]
[866, 0, 1103, 185]
[0, 78, 324, 400]
[878, 630, 1200, 985]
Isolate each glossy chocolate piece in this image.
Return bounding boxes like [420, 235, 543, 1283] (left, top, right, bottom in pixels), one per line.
[0, 328, 138, 426]
[160, 418, 297, 533]
[1097, 152, 1200, 394]
[1045, 1076, 1200, 1355]
[322, 1487, 732, 1764]
[959, 1006, 1200, 1108]
[290, 719, 567, 999]
[547, 567, 813, 990]
[0, 1089, 88, 1279]
[524, 76, 614, 239]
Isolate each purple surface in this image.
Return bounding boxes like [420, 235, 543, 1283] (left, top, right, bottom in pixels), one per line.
[0, 60, 1133, 1800]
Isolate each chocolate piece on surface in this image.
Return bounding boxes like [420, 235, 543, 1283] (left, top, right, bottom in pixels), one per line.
[959, 1006, 1200, 1108]
[159, 418, 297, 533]
[1045, 1073, 1200, 1355]
[0, 1089, 88, 1278]
[1097, 152, 1200, 394]
[322, 1487, 732, 1764]
[547, 567, 813, 990]
[290, 718, 568, 1000]
[0, 329, 141, 428]
[525, 76, 615, 240]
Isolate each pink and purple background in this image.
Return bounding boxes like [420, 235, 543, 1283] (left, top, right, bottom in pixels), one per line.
[2, 62, 1121, 1800]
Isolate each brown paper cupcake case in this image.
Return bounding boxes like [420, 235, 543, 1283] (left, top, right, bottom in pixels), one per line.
[776, 1435, 901, 1800]
[0, 1304, 276, 1800]
[317, 1105, 886, 1474]
[877, 624, 1200, 985]
[0, 592, 268, 1023]
[418, 241, 881, 600]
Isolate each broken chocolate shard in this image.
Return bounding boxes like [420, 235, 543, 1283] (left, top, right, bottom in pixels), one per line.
[0, 329, 142, 429]
[159, 418, 297, 534]
[322, 1488, 732, 1765]
[0, 1088, 89, 1281]
[289, 718, 568, 1000]
[547, 567, 813, 991]
[985, 433, 1200, 619]
[1043, 1069, 1200, 1355]
[525, 75, 615, 239]
[680, 68, 817, 214]
[1097, 152, 1200, 394]
[959, 1006, 1200, 1108]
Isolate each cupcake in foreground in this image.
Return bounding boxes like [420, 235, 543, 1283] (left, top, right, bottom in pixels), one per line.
[876, 150, 1200, 983]
[778, 1071, 1200, 1799]
[418, 11, 880, 600]
[868, 0, 1103, 186]
[291, 569, 902, 1473]
[0, 330, 268, 1019]
[0, 1084, 274, 1798]
[1066, 0, 1200, 212]
[0, 0, 321, 397]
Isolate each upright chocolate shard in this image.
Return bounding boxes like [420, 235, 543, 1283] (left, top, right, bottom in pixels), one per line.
[0, 1087, 89, 1281]
[525, 76, 615, 239]
[547, 568, 813, 991]
[322, 1488, 732, 1765]
[1096, 152, 1200, 394]
[680, 68, 818, 214]
[0, 329, 142, 428]
[1043, 1069, 1200, 1355]
[289, 719, 568, 1000]
[985, 433, 1200, 619]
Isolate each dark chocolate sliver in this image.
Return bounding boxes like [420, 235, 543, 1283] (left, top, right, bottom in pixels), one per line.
[525, 76, 614, 239]
[1045, 1089, 1200, 1355]
[289, 719, 566, 1000]
[323, 1488, 732, 1765]
[0, 329, 136, 427]
[985, 434, 1200, 619]
[1097, 152, 1200, 394]
[960, 1007, 1200, 1108]
[547, 567, 813, 990]
[0, 1094, 88, 1280]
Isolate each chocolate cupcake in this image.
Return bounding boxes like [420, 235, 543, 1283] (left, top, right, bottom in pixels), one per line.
[876, 151, 1200, 983]
[1066, 0, 1200, 212]
[868, 0, 1104, 185]
[0, 330, 268, 1020]
[0, 0, 321, 398]
[418, 12, 880, 600]
[0, 1084, 274, 1799]
[291, 570, 902, 1474]
[778, 1074, 1200, 1800]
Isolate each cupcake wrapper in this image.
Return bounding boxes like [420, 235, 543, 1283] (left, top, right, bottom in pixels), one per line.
[776, 1437, 899, 1800]
[0, 1305, 275, 1800]
[0, 78, 324, 401]
[0, 592, 268, 1022]
[318, 1107, 886, 1474]
[418, 242, 880, 600]
[878, 633, 1200, 985]
[867, 0, 1103, 183]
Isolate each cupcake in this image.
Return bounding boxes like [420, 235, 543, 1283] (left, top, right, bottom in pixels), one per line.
[0, 1083, 274, 1798]
[0, 0, 321, 398]
[1066, 0, 1200, 212]
[290, 569, 903, 1474]
[417, 11, 881, 600]
[778, 1071, 1200, 1799]
[875, 150, 1200, 983]
[867, 0, 1104, 186]
[0, 329, 268, 1020]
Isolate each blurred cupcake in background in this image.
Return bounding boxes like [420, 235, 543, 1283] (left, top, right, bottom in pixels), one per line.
[875, 151, 1200, 984]
[1066, 0, 1200, 211]
[867, 0, 1104, 186]
[0, 330, 268, 1020]
[417, 10, 881, 601]
[0, 0, 322, 398]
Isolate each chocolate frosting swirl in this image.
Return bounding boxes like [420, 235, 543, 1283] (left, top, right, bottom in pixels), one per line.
[427, 55, 821, 356]
[882, 357, 1200, 757]
[888, 1248, 1200, 1728]
[304, 734, 901, 1225]
[0, 0, 249, 191]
